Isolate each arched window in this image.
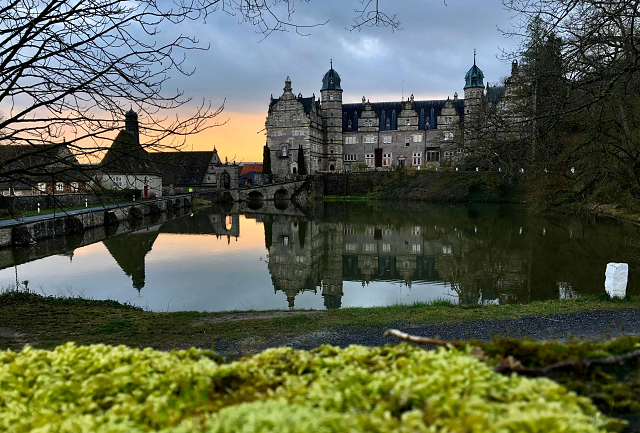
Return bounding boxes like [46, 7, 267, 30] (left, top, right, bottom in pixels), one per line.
[330, 164, 335, 171]
[281, 146, 288, 157]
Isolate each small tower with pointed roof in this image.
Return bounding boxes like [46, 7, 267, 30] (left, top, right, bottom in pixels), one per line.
[320, 60, 343, 172]
[464, 50, 485, 124]
[125, 108, 139, 141]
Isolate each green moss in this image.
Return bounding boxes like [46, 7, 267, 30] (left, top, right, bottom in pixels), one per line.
[469, 337, 640, 417]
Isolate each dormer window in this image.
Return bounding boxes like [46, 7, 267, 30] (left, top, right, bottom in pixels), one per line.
[405, 119, 411, 126]
[330, 94, 334, 101]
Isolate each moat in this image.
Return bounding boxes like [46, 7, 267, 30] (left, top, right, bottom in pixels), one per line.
[1, 202, 638, 311]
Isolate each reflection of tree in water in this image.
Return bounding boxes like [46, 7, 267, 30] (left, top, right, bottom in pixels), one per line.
[103, 229, 159, 292]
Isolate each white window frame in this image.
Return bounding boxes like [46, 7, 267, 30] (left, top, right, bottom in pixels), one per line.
[383, 135, 391, 144]
[444, 132, 454, 141]
[413, 134, 423, 143]
[412, 152, 422, 166]
[113, 176, 123, 187]
[71, 182, 78, 192]
[56, 182, 64, 192]
[345, 136, 356, 144]
[365, 153, 375, 168]
[382, 153, 392, 167]
[38, 183, 46, 192]
[405, 118, 411, 125]
[405, 137, 410, 146]
[364, 136, 375, 144]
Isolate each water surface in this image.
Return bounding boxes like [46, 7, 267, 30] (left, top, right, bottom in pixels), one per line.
[1, 203, 638, 311]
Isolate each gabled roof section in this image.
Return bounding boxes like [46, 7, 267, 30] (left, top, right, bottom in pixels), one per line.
[148, 151, 215, 186]
[341, 99, 465, 132]
[486, 85, 507, 103]
[100, 130, 160, 175]
[0, 143, 89, 186]
[268, 96, 319, 115]
[239, 163, 263, 177]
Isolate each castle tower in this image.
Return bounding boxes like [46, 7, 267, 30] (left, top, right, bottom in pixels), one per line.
[124, 108, 139, 142]
[320, 62, 343, 171]
[463, 52, 485, 125]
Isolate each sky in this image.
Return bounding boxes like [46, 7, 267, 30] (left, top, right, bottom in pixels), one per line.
[160, 0, 524, 162]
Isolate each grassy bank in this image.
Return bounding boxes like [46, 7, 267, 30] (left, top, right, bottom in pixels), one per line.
[2, 291, 640, 351]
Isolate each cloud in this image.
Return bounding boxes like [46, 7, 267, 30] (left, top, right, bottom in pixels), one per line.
[341, 36, 388, 60]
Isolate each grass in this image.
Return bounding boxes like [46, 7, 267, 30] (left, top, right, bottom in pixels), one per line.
[2, 290, 640, 352]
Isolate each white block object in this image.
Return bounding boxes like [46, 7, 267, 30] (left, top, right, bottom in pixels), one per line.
[605, 262, 628, 298]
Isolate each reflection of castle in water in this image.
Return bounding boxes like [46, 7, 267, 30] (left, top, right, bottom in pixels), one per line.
[264, 204, 620, 309]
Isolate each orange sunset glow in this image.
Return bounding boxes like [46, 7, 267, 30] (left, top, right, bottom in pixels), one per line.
[185, 111, 267, 163]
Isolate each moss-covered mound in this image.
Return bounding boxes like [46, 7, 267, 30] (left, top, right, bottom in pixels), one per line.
[0, 343, 625, 432]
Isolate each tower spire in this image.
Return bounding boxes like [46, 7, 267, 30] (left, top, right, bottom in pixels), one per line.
[474, 49, 476, 66]
[330, 58, 333, 69]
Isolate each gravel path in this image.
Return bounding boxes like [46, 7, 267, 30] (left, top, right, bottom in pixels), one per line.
[206, 309, 640, 356]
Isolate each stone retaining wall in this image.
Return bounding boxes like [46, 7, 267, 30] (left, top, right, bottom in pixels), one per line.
[0, 196, 191, 248]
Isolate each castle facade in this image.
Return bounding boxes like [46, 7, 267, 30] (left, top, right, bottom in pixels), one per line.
[265, 57, 518, 176]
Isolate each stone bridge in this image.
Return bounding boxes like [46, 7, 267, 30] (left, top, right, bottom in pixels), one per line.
[237, 180, 308, 202]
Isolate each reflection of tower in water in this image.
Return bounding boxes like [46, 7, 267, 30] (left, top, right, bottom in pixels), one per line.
[267, 215, 328, 309]
[102, 225, 160, 292]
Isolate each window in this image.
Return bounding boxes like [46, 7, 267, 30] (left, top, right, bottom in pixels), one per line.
[405, 137, 410, 146]
[364, 119, 373, 127]
[344, 154, 357, 162]
[383, 135, 391, 144]
[345, 136, 356, 144]
[444, 132, 454, 140]
[412, 152, 422, 166]
[412, 244, 421, 254]
[294, 130, 302, 136]
[364, 136, 375, 144]
[280, 104, 284, 110]
[345, 243, 357, 252]
[38, 183, 46, 192]
[71, 182, 78, 192]
[444, 151, 454, 160]
[283, 236, 289, 247]
[382, 243, 391, 252]
[56, 183, 64, 192]
[365, 153, 375, 168]
[445, 117, 452, 124]
[330, 94, 334, 101]
[412, 226, 421, 235]
[405, 119, 411, 125]
[113, 176, 123, 187]
[426, 151, 440, 162]
[281, 146, 288, 157]
[413, 134, 423, 143]
[382, 153, 392, 167]
[364, 243, 376, 252]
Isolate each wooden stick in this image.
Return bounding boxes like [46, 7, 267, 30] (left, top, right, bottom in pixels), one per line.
[383, 329, 458, 347]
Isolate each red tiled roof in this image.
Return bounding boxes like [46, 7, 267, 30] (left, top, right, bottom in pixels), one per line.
[239, 163, 263, 177]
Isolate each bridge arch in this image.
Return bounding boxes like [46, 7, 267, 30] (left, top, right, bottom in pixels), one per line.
[248, 190, 265, 201]
[274, 188, 289, 201]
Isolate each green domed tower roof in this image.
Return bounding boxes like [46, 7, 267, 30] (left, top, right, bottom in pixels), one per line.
[321, 66, 342, 91]
[464, 56, 484, 89]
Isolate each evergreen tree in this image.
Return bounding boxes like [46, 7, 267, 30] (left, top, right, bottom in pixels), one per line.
[297, 146, 307, 175]
[262, 144, 272, 175]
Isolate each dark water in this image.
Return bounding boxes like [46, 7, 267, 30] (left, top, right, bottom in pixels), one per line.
[1, 202, 638, 312]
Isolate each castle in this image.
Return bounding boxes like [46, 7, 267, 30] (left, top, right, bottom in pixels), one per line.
[265, 56, 518, 175]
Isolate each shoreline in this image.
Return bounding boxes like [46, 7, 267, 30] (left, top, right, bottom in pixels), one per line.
[2, 291, 640, 353]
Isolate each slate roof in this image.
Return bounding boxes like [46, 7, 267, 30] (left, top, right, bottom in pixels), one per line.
[149, 151, 214, 187]
[341, 99, 466, 132]
[268, 96, 320, 115]
[100, 130, 160, 175]
[239, 163, 263, 177]
[321, 68, 342, 90]
[0, 143, 89, 189]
